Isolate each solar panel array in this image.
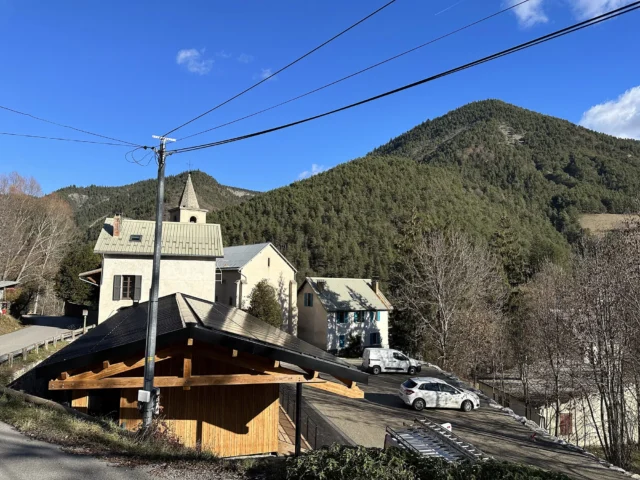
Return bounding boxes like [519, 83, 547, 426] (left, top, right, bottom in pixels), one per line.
[38, 296, 184, 369]
[184, 295, 358, 369]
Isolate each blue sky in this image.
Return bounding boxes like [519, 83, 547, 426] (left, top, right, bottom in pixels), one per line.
[1, 0, 639, 194]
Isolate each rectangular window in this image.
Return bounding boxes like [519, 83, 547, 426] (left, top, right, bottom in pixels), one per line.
[339, 335, 345, 348]
[354, 311, 362, 322]
[304, 292, 313, 307]
[121, 275, 135, 300]
[229, 296, 233, 306]
[337, 311, 348, 324]
[370, 332, 381, 345]
[376, 311, 381, 321]
[560, 413, 573, 436]
[268, 257, 271, 267]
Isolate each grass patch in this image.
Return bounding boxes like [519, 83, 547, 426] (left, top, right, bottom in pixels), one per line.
[0, 341, 69, 386]
[0, 314, 23, 335]
[0, 393, 221, 464]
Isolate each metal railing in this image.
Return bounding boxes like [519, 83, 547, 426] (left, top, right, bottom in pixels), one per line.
[280, 385, 319, 449]
[0, 325, 94, 366]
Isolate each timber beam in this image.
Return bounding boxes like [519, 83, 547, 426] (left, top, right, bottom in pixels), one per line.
[307, 381, 365, 399]
[50, 374, 326, 390]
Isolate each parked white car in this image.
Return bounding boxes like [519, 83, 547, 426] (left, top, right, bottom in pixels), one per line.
[399, 377, 480, 412]
[362, 348, 421, 375]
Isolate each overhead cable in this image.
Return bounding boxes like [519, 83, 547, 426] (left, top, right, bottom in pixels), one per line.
[169, 2, 640, 155]
[0, 105, 144, 148]
[177, 0, 534, 141]
[163, 0, 399, 137]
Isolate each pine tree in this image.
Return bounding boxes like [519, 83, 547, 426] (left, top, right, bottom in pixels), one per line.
[246, 279, 283, 328]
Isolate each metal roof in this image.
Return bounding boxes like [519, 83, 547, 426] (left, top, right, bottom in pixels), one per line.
[0, 281, 19, 289]
[386, 419, 490, 463]
[218, 242, 297, 272]
[94, 217, 223, 257]
[303, 277, 392, 312]
[36, 293, 367, 384]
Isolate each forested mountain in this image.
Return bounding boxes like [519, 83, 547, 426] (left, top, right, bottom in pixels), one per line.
[57, 171, 258, 240]
[211, 100, 640, 282]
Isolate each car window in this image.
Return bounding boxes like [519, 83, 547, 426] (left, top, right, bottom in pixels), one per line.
[393, 352, 408, 361]
[439, 384, 458, 394]
[403, 379, 417, 389]
[420, 383, 440, 392]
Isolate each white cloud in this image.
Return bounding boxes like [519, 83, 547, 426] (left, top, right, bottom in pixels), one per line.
[215, 50, 233, 59]
[580, 86, 640, 140]
[298, 164, 327, 180]
[571, 0, 627, 19]
[237, 53, 254, 64]
[259, 68, 275, 80]
[176, 48, 214, 75]
[506, 0, 548, 27]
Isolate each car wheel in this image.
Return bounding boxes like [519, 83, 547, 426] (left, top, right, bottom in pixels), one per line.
[372, 366, 381, 375]
[461, 400, 473, 412]
[408, 366, 417, 375]
[413, 398, 426, 411]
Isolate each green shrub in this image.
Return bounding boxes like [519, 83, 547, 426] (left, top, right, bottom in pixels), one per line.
[285, 445, 572, 480]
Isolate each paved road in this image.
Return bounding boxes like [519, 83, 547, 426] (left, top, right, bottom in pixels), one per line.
[0, 421, 151, 480]
[0, 326, 70, 357]
[303, 367, 628, 480]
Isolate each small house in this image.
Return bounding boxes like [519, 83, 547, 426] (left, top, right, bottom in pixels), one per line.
[216, 243, 298, 334]
[32, 293, 366, 457]
[297, 277, 392, 353]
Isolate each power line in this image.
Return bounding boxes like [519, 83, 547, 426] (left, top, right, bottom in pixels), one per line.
[169, 2, 640, 156]
[163, 0, 399, 137]
[0, 131, 136, 147]
[0, 105, 144, 148]
[178, 0, 533, 142]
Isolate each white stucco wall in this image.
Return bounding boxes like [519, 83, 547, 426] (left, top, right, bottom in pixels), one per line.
[541, 388, 640, 447]
[297, 283, 329, 350]
[240, 246, 297, 333]
[98, 255, 217, 323]
[326, 310, 388, 352]
[218, 245, 298, 333]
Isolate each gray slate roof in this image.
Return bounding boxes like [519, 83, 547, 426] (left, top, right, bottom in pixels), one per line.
[0, 281, 19, 289]
[305, 277, 393, 312]
[94, 217, 223, 257]
[218, 243, 297, 272]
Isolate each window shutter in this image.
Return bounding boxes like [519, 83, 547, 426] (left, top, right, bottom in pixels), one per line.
[112, 275, 122, 301]
[133, 275, 142, 301]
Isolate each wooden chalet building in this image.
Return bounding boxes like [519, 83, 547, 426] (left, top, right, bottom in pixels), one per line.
[31, 293, 367, 457]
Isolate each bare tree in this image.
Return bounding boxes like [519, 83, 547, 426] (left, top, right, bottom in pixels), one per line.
[0, 173, 75, 315]
[522, 262, 574, 436]
[569, 233, 635, 468]
[393, 230, 505, 370]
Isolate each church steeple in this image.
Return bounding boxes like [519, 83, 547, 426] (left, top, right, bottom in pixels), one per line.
[169, 173, 209, 223]
[178, 173, 200, 209]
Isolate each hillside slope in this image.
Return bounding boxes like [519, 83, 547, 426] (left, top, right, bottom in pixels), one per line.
[58, 170, 258, 240]
[212, 100, 640, 281]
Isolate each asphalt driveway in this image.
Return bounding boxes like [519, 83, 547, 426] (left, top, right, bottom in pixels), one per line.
[0, 421, 151, 480]
[303, 366, 628, 480]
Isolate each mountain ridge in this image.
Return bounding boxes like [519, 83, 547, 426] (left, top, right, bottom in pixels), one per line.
[57, 170, 259, 240]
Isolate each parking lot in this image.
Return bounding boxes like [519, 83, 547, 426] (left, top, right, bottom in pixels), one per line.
[303, 365, 628, 480]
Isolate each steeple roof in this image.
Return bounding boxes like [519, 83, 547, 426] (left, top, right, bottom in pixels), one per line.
[178, 173, 200, 209]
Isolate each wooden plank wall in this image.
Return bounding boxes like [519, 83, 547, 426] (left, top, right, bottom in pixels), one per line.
[71, 389, 88, 414]
[119, 353, 280, 457]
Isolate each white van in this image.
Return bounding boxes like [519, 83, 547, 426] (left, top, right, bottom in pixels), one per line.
[362, 348, 421, 375]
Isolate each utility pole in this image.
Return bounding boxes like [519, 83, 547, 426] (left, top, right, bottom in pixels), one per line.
[140, 135, 175, 428]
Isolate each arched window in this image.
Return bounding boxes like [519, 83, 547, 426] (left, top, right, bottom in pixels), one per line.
[190, 216, 197, 223]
